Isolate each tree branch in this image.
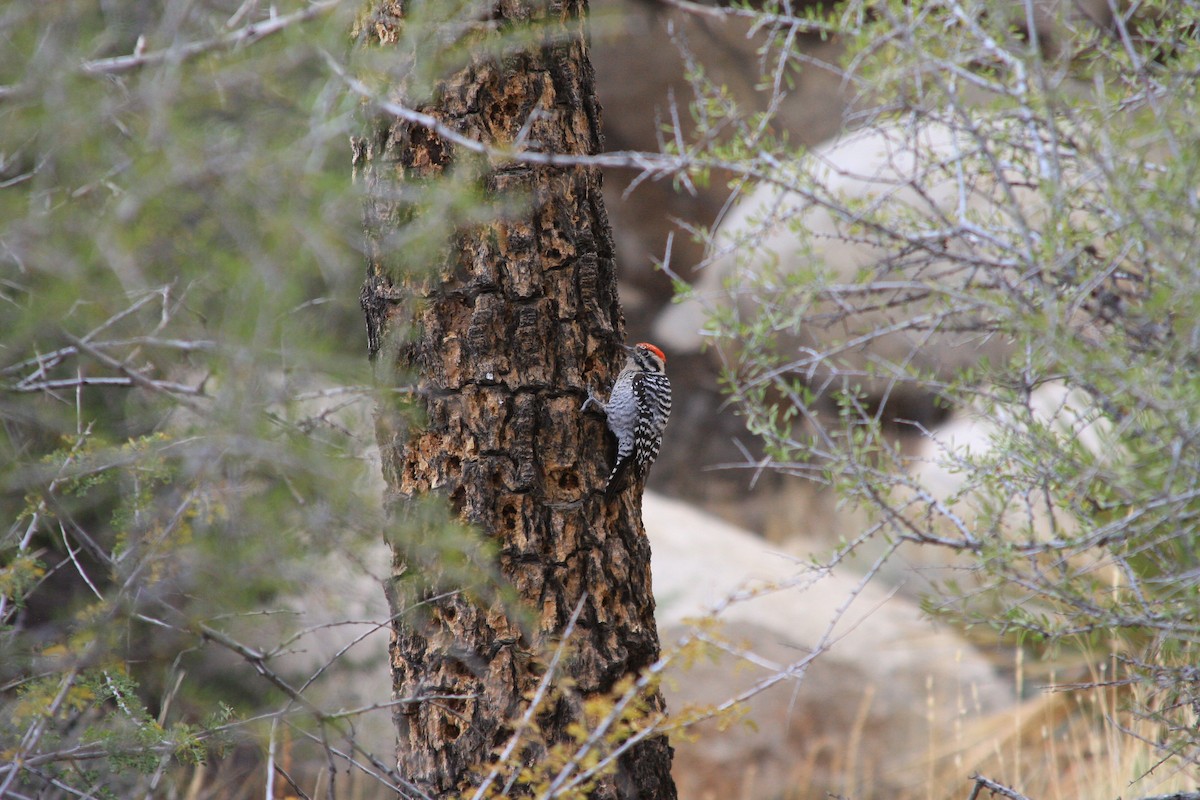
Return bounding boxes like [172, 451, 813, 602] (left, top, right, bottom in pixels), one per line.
[81, 1, 340, 76]
[967, 774, 1032, 800]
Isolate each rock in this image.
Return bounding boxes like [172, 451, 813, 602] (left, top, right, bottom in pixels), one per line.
[646, 492, 1013, 799]
[592, 0, 1114, 339]
[653, 121, 1056, 396]
[883, 381, 1113, 594]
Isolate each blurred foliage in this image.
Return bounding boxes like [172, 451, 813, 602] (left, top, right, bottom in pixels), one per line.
[0, 1, 420, 796]
[687, 0, 1200, 777]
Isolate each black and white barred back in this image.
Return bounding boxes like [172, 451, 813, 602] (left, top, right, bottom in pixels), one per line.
[599, 342, 671, 494]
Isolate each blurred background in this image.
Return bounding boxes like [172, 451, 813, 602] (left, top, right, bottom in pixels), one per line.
[4, 1, 1198, 799]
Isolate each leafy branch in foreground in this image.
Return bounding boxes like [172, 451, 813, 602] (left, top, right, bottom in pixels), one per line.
[0, 1, 409, 796]
[659, 0, 1200, 777]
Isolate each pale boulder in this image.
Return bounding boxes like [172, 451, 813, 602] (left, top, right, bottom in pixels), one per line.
[884, 381, 1113, 593]
[652, 121, 1080, 399]
[646, 492, 1013, 799]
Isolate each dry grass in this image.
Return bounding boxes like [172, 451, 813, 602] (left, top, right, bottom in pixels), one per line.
[921, 654, 1200, 800]
[163, 646, 1200, 800]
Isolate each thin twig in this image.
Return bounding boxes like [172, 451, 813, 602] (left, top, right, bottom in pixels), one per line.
[967, 774, 1033, 800]
[470, 594, 589, 800]
[82, 1, 340, 76]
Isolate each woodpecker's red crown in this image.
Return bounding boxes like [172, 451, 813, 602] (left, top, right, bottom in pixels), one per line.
[635, 342, 666, 363]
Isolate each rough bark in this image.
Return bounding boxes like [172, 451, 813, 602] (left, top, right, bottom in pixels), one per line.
[357, 2, 676, 798]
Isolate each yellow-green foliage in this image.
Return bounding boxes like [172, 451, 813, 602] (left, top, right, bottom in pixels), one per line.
[465, 622, 749, 799]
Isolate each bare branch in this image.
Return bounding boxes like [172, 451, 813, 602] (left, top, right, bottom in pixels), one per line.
[967, 774, 1032, 800]
[81, 1, 340, 77]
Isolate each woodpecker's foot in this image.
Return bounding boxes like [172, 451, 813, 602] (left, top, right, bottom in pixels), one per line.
[581, 392, 605, 414]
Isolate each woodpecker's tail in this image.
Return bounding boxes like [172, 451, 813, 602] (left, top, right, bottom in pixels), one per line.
[603, 458, 640, 499]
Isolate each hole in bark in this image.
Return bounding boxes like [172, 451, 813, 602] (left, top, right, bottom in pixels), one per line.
[494, 727, 513, 749]
[558, 472, 579, 490]
[502, 503, 517, 530]
[442, 720, 461, 740]
[446, 455, 462, 474]
[442, 605, 456, 622]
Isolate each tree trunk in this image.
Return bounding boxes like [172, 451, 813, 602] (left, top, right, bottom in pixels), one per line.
[357, 2, 677, 797]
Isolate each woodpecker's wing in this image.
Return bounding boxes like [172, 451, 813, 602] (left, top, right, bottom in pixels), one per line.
[633, 371, 671, 469]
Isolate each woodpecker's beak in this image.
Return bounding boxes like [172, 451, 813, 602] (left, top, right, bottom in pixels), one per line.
[619, 344, 637, 354]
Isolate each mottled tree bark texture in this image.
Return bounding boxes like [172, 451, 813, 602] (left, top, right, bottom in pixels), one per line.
[358, 2, 676, 798]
